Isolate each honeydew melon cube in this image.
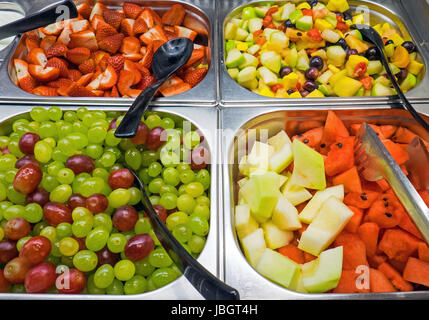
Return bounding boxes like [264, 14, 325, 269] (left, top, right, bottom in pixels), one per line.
[247, 141, 274, 172]
[283, 47, 298, 68]
[263, 28, 279, 40]
[298, 185, 344, 224]
[296, 49, 310, 71]
[268, 130, 292, 150]
[272, 195, 302, 231]
[282, 177, 313, 206]
[298, 196, 353, 256]
[321, 29, 340, 43]
[317, 70, 333, 84]
[296, 15, 313, 31]
[269, 143, 293, 173]
[262, 220, 293, 249]
[400, 73, 417, 92]
[226, 48, 245, 68]
[241, 228, 266, 267]
[240, 78, 259, 90]
[367, 60, 383, 75]
[247, 44, 260, 55]
[235, 204, 259, 239]
[289, 272, 308, 293]
[256, 248, 300, 289]
[270, 31, 289, 49]
[258, 66, 279, 86]
[239, 155, 251, 176]
[371, 82, 393, 96]
[326, 45, 346, 67]
[255, 6, 269, 18]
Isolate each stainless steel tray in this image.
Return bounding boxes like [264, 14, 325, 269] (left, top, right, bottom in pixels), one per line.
[0, 0, 217, 106]
[221, 103, 429, 299]
[219, 0, 429, 106]
[0, 105, 219, 300]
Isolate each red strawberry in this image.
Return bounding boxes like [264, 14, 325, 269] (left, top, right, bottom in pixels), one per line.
[134, 8, 155, 34]
[184, 47, 205, 68]
[136, 74, 155, 90]
[40, 36, 57, 52]
[45, 43, 68, 59]
[67, 69, 83, 82]
[117, 69, 135, 96]
[57, 25, 72, 46]
[33, 86, 58, 96]
[69, 30, 98, 51]
[77, 3, 92, 20]
[89, 3, 107, 21]
[124, 60, 141, 85]
[46, 57, 69, 78]
[140, 43, 153, 69]
[90, 14, 105, 30]
[41, 22, 64, 36]
[183, 67, 208, 87]
[47, 78, 73, 88]
[175, 26, 197, 41]
[19, 76, 37, 93]
[78, 59, 96, 74]
[27, 48, 48, 67]
[134, 63, 150, 77]
[183, 15, 209, 36]
[103, 9, 124, 30]
[66, 47, 91, 65]
[28, 65, 61, 82]
[159, 76, 184, 93]
[71, 19, 89, 33]
[161, 4, 186, 26]
[63, 83, 97, 97]
[152, 40, 164, 53]
[159, 82, 191, 97]
[14, 59, 37, 93]
[133, 16, 149, 35]
[140, 26, 167, 45]
[76, 73, 94, 87]
[99, 65, 118, 90]
[98, 33, 124, 54]
[107, 55, 125, 75]
[123, 3, 143, 19]
[120, 37, 141, 54]
[95, 20, 118, 41]
[25, 37, 40, 52]
[121, 19, 135, 37]
[110, 85, 119, 97]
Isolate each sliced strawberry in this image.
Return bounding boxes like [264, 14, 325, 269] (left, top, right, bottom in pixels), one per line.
[98, 33, 124, 54]
[140, 43, 153, 69]
[159, 82, 191, 97]
[66, 47, 91, 65]
[174, 26, 197, 41]
[183, 67, 208, 87]
[134, 63, 151, 77]
[124, 60, 141, 85]
[64, 83, 97, 97]
[183, 15, 208, 35]
[103, 9, 124, 30]
[161, 4, 186, 26]
[152, 40, 164, 53]
[47, 78, 73, 89]
[40, 36, 57, 52]
[90, 14, 105, 30]
[146, 8, 162, 26]
[25, 37, 40, 52]
[27, 48, 48, 67]
[14, 59, 37, 93]
[117, 69, 135, 96]
[133, 17, 149, 35]
[76, 72, 94, 87]
[120, 36, 140, 54]
[159, 76, 184, 93]
[77, 3, 92, 20]
[99, 65, 118, 90]
[67, 69, 83, 82]
[71, 19, 89, 33]
[107, 55, 125, 75]
[140, 26, 167, 45]
[184, 47, 205, 68]
[123, 3, 143, 19]
[41, 22, 64, 36]
[121, 19, 135, 37]
[45, 43, 68, 59]
[33, 86, 58, 96]
[28, 65, 60, 82]
[92, 90, 105, 97]
[57, 25, 72, 46]
[46, 57, 69, 78]
[95, 20, 118, 41]
[86, 73, 103, 91]
[136, 74, 155, 91]
[79, 59, 96, 74]
[69, 30, 99, 51]
[90, 3, 107, 21]
[134, 8, 155, 34]
[19, 75, 37, 93]
[123, 53, 143, 62]
[126, 89, 143, 98]
[164, 30, 178, 41]
[110, 85, 120, 97]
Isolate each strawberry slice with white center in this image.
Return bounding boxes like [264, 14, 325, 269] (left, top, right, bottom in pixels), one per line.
[86, 72, 103, 91]
[117, 69, 135, 96]
[57, 25, 72, 46]
[99, 65, 118, 90]
[27, 48, 48, 68]
[140, 26, 167, 45]
[120, 37, 141, 54]
[41, 22, 64, 36]
[14, 59, 37, 93]
[174, 26, 197, 41]
[183, 15, 208, 36]
[28, 65, 61, 82]
[76, 72, 95, 87]
[159, 82, 191, 97]
[90, 2, 107, 21]
[91, 14, 105, 30]
[71, 19, 90, 33]
[70, 30, 99, 51]
[121, 19, 136, 37]
[124, 60, 141, 85]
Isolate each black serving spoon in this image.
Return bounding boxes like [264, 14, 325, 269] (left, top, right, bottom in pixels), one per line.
[128, 167, 240, 300]
[114, 38, 194, 139]
[0, 0, 78, 41]
[351, 24, 429, 132]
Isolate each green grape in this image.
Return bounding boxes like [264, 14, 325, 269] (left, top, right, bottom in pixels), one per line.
[162, 167, 180, 186]
[6, 185, 26, 205]
[141, 150, 158, 167]
[100, 183, 112, 197]
[10, 284, 26, 293]
[105, 130, 121, 147]
[92, 167, 109, 181]
[172, 224, 193, 243]
[28, 121, 40, 133]
[180, 145, 191, 162]
[85, 144, 104, 160]
[47, 161, 64, 176]
[0, 154, 16, 171]
[108, 188, 131, 208]
[76, 107, 88, 120]
[149, 196, 159, 205]
[107, 233, 127, 253]
[60, 255, 74, 268]
[119, 138, 134, 151]
[0, 227, 3, 241]
[124, 148, 141, 171]
[43, 137, 56, 148]
[185, 182, 204, 198]
[94, 213, 112, 232]
[183, 131, 200, 149]
[8, 140, 24, 157]
[16, 236, 31, 251]
[72, 172, 90, 193]
[148, 178, 164, 194]
[124, 275, 147, 295]
[161, 117, 175, 129]
[72, 121, 88, 135]
[150, 267, 179, 288]
[40, 226, 57, 243]
[4, 169, 17, 184]
[106, 278, 124, 295]
[34, 140, 52, 163]
[128, 187, 141, 206]
[134, 217, 151, 235]
[52, 148, 69, 162]
[148, 161, 162, 177]
[56, 222, 72, 239]
[82, 113, 96, 127]
[122, 230, 136, 241]
[41, 174, 59, 193]
[138, 168, 151, 185]
[49, 184, 72, 203]
[39, 121, 57, 139]
[59, 237, 79, 256]
[64, 111, 77, 123]
[196, 195, 210, 207]
[146, 278, 156, 292]
[166, 211, 189, 231]
[13, 119, 29, 131]
[179, 170, 195, 184]
[87, 274, 106, 295]
[72, 219, 93, 238]
[57, 138, 76, 156]
[32, 221, 49, 236]
[86, 227, 109, 252]
[159, 192, 177, 210]
[189, 235, 206, 254]
[192, 204, 210, 220]
[149, 248, 173, 268]
[67, 132, 89, 150]
[159, 184, 178, 196]
[51, 241, 62, 257]
[145, 114, 162, 130]
[57, 122, 73, 137]
[189, 213, 209, 236]
[160, 150, 180, 168]
[94, 264, 115, 289]
[56, 168, 75, 185]
[72, 207, 93, 221]
[114, 260, 135, 281]
[176, 194, 196, 213]
[196, 169, 211, 190]
[0, 136, 9, 148]
[79, 177, 105, 197]
[23, 203, 43, 223]
[73, 250, 98, 272]
[88, 126, 107, 144]
[109, 163, 123, 173]
[3, 204, 25, 220]
[134, 258, 155, 277]
[100, 151, 116, 167]
[92, 111, 107, 120]
[30, 107, 49, 122]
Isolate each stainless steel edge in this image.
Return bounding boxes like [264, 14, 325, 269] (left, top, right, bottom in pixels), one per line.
[0, 0, 217, 106]
[0, 105, 218, 300]
[218, 0, 429, 107]
[221, 103, 429, 299]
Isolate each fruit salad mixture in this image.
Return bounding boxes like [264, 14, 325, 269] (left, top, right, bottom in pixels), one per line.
[235, 110, 429, 293]
[224, 0, 424, 98]
[0, 106, 211, 294]
[13, 2, 209, 98]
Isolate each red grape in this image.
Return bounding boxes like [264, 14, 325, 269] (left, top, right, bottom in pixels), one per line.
[112, 206, 138, 231]
[43, 202, 72, 226]
[4, 218, 31, 240]
[86, 193, 108, 214]
[108, 168, 134, 190]
[56, 268, 86, 294]
[26, 187, 50, 207]
[4, 257, 30, 284]
[153, 205, 167, 223]
[19, 236, 51, 266]
[13, 163, 43, 195]
[96, 246, 119, 267]
[108, 118, 118, 131]
[0, 240, 18, 264]
[124, 234, 155, 262]
[25, 262, 57, 293]
[0, 269, 10, 293]
[19, 133, 40, 155]
[130, 122, 149, 145]
[65, 155, 95, 175]
[72, 236, 87, 251]
[191, 146, 209, 170]
[15, 155, 39, 169]
[67, 194, 87, 210]
[146, 127, 166, 150]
